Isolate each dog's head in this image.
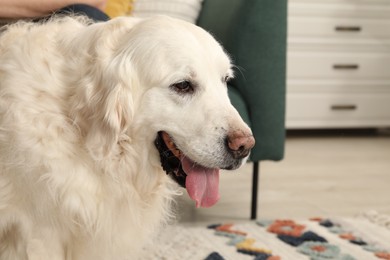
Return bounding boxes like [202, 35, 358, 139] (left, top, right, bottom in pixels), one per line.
[77, 16, 255, 208]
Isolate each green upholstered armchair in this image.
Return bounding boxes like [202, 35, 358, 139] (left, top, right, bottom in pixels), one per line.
[197, 0, 287, 219]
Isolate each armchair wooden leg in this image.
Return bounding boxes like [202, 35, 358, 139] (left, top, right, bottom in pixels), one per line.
[251, 161, 259, 220]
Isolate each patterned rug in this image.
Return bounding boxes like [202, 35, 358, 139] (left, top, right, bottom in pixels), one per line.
[144, 211, 390, 260]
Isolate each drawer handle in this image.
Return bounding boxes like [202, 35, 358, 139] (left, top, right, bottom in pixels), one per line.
[333, 64, 359, 70]
[331, 105, 357, 111]
[335, 26, 361, 32]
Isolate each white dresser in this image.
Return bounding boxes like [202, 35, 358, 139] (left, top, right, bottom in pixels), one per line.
[286, 0, 390, 129]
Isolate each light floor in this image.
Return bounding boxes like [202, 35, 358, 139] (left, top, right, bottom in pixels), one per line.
[176, 130, 390, 223]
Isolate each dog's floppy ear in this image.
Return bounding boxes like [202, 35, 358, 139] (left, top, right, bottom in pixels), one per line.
[84, 77, 134, 160]
[70, 18, 138, 160]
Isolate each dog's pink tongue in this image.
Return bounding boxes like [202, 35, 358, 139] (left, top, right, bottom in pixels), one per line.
[181, 157, 220, 208]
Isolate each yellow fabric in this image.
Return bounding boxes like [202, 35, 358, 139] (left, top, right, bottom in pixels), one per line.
[104, 0, 134, 18]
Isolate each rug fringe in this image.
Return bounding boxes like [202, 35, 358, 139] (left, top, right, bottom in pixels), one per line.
[358, 210, 390, 230]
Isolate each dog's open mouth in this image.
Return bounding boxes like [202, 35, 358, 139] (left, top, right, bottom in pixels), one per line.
[154, 131, 220, 208]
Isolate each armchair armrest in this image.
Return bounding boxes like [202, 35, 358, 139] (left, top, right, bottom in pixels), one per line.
[197, 0, 287, 162]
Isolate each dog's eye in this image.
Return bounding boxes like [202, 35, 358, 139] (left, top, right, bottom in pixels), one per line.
[171, 81, 194, 94]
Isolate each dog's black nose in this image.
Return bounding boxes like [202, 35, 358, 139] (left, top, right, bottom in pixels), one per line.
[226, 131, 255, 159]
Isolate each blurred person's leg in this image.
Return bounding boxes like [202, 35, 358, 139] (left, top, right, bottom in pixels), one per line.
[58, 4, 109, 21]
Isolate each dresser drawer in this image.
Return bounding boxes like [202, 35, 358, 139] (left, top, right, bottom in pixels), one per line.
[289, 1, 390, 19]
[289, 17, 390, 39]
[287, 79, 390, 93]
[286, 93, 390, 128]
[288, 52, 390, 80]
[288, 39, 390, 53]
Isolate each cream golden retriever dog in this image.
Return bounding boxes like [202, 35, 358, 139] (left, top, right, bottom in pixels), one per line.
[0, 16, 255, 259]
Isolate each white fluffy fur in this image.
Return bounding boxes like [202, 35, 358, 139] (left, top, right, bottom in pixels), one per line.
[0, 16, 252, 259]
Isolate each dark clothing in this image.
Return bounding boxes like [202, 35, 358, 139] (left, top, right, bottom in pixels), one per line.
[57, 4, 109, 22]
